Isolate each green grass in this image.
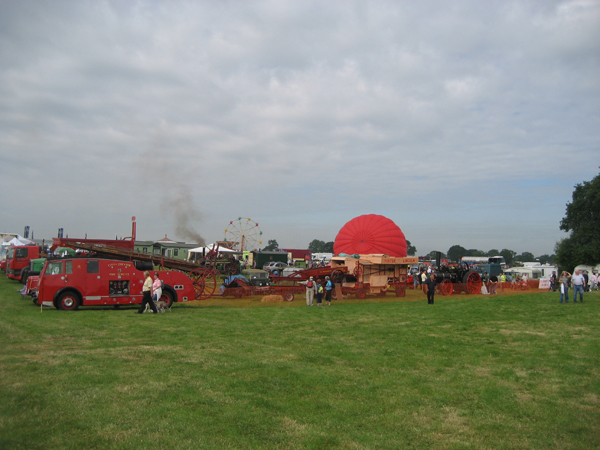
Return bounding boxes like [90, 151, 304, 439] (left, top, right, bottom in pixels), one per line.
[0, 276, 599, 449]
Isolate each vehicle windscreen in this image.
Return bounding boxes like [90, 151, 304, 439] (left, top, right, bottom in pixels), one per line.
[45, 261, 63, 275]
[7, 248, 15, 259]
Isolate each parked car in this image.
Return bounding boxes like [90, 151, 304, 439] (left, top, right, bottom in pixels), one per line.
[262, 261, 288, 272]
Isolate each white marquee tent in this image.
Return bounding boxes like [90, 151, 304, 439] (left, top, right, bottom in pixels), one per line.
[187, 244, 240, 261]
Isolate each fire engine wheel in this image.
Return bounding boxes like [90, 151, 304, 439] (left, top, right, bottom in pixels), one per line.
[331, 269, 345, 284]
[395, 287, 406, 297]
[465, 272, 482, 295]
[160, 290, 174, 308]
[223, 262, 237, 276]
[189, 268, 218, 300]
[57, 292, 80, 311]
[284, 291, 295, 302]
[355, 288, 367, 299]
[21, 268, 30, 286]
[440, 280, 453, 296]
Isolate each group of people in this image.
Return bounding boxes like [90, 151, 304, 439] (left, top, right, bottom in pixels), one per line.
[136, 271, 163, 314]
[411, 267, 437, 304]
[552, 269, 591, 303]
[304, 276, 334, 306]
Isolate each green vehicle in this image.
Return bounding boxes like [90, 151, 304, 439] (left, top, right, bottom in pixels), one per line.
[241, 269, 270, 287]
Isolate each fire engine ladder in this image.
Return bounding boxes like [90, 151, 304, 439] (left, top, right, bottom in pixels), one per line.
[62, 242, 204, 273]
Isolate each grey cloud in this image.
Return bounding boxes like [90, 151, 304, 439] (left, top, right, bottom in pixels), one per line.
[1, 0, 597, 255]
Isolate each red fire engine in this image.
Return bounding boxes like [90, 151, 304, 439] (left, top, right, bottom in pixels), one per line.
[37, 257, 196, 311]
[5, 244, 41, 283]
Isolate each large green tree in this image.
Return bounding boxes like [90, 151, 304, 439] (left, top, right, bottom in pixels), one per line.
[263, 239, 279, 251]
[515, 252, 536, 262]
[406, 240, 417, 256]
[308, 239, 334, 253]
[537, 254, 555, 265]
[499, 249, 516, 266]
[556, 172, 600, 270]
[447, 245, 467, 262]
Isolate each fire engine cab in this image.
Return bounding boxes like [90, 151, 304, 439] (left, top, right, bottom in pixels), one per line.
[38, 258, 196, 311]
[5, 244, 41, 284]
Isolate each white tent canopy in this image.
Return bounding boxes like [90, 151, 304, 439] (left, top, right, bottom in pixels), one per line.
[187, 244, 240, 260]
[6, 236, 34, 246]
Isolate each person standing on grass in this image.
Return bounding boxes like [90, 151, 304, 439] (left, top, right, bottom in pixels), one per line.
[137, 271, 158, 314]
[421, 270, 427, 294]
[316, 281, 323, 306]
[304, 276, 317, 306]
[550, 271, 557, 292]
[152, 272, 162, 303]
[582, 271, 589, 292]
[590, 272, 597, 291]
[559, 271, 571, 303]
[489, 274, 498, 295]
[325, 276, 334, 306]
[425, 273, 437, 304]
[572, 269, 585, 303]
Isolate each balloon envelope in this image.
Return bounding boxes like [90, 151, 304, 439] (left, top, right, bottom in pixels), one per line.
[334, 214, 407, 257]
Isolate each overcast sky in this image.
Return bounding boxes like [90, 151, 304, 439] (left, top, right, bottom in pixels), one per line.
[1, 0, 598, 256]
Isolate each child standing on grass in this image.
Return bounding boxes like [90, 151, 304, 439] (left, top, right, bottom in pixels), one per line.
[316, 281, 323, 306]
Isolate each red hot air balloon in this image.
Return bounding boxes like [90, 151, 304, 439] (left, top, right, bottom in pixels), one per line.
[334, 215, 407, 257]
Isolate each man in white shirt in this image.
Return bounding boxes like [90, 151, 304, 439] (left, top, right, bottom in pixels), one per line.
[571, 269, 586, 303]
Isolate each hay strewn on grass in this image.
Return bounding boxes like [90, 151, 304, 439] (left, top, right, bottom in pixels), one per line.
[261, 295, 284, 303]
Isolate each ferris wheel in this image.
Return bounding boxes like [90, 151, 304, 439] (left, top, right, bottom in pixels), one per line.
[224, 217, 263, 252]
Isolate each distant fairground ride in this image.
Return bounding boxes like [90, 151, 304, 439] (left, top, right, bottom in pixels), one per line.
[223, 218, 263, 252]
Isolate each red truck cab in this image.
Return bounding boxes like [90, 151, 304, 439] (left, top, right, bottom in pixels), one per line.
[38, 258, 196, 311]
[5, 245, 40, 283]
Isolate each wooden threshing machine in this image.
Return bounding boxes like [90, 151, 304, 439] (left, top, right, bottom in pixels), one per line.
[330, 254, 418, 299]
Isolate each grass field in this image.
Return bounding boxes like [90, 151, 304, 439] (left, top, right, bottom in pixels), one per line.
[1, 276, 599, 450]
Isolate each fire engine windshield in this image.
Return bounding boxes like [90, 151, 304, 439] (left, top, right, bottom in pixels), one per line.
[7, 248, 14, 259]
[45, 261, 63, 275]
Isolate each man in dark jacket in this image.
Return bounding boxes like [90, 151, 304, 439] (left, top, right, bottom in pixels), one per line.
[425, 273, 437, 304]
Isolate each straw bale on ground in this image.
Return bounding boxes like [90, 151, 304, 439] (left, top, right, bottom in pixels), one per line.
[261, 295, 284, 303]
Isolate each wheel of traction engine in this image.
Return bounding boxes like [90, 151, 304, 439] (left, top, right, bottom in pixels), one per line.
[464, 271, 482, 295]
[440, 279, 453, 296]
[223, 262, 237, 276]
[188, 268, 217, 300]
[355, 288, 367, 299]
[395, 286, 405, 297]
[284, 291, 294, 302]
